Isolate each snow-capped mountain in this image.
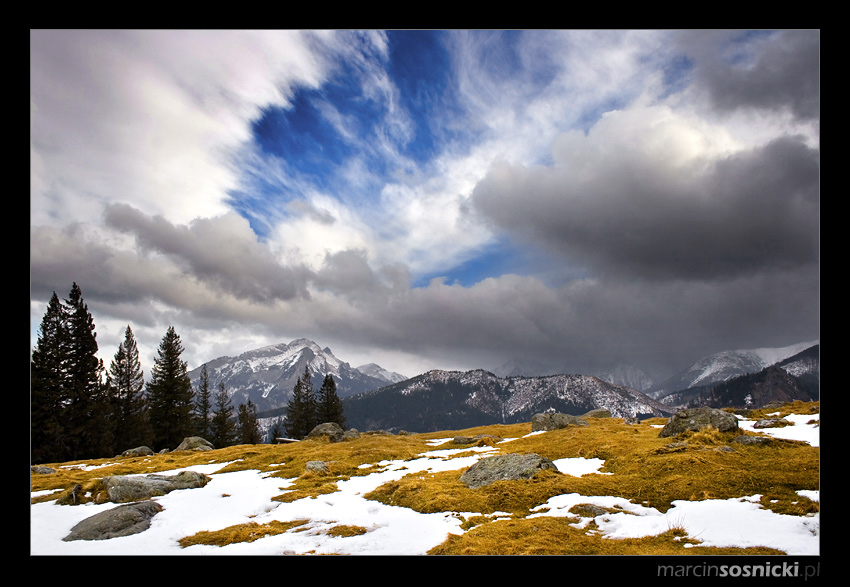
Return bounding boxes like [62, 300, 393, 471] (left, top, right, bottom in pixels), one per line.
[343, 368, 673, 433]
[355, 363, 408, 384]
[187, 339, 407, 414]
[650, 340, 819, 397]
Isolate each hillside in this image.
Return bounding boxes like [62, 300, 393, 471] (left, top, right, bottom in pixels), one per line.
[30, 401, 819, 556]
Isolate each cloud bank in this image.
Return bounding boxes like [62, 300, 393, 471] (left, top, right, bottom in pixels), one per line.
[30, 30, 819, 381]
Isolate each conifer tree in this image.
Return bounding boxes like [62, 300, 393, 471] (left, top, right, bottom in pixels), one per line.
[194, 364, 213, 439]
[317, 373, 345, 428]
[210, 381, 237, 448]
[268, 417, 286, 443]
[146, 326, 194, 451]
[62, 283, 110, 460]
[31, 292, 70, 463]
[107, 325, 151, 450]
[285, 365, 317, 439]
[237, 399, 261, 445]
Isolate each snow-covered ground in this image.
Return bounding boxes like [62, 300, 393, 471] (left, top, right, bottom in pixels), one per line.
[30, 412, 819, 556]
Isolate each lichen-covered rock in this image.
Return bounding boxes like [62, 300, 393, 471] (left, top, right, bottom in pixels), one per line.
[306, 422, 346, 442]
[460, 453, 559, 489]
[531, 412, 589, 432]
[101, 470, 211, 503]
[174, 436, 214, 451]
[120, 446, 155, 457]
[63, 501, 164, 541]
[658, 407, 739, 438]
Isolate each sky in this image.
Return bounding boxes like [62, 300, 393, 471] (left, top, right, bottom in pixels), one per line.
[30, 30, 820, 381]
[30, 411, 820, 555]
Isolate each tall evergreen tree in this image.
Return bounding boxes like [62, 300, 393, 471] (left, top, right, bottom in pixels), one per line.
[237, 399, 261, 445]
[285, 366, 317, 439]
[31, 292, 70, 463]
[107, 325, 151, 450]
[210, 381, 237, 448]
[194, 364, 213, 439]
[62, 283, 110, 460]
[317, 373, 345, 428]
[146, 326, 194, 451]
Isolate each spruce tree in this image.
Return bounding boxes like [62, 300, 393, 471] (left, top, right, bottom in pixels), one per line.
[317, 373, 345, 428]
[237, 399, 261, 445]
[63, 283, 110, 460]
[210, 381, 237, 448]
[194, 364, 213, 439]
[285, 366, 316, 439]
[31, 292, 70, 463]
[146, 326, 194, 451]
[268, 417, 286, 443]
[107, 325, 151, 450]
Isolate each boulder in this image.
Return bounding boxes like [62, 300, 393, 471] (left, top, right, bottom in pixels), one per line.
[121, 446, 155, 457]
[306, 422, 346, 442]
[31, 465, 56, 475]
[63, 501, 164, 541]
[531, 412, 589, 432]
[305, 461, 330, 474]
[460, 453, 560, 489]
[582, 408, 612, 418]
[174, 436, 214, 451]
[659, 407, 739, 438]
[101, 470, 211, 503]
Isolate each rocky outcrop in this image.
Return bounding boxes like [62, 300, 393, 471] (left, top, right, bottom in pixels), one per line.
[658, 407, 739, 438]
[531, 412, 589, 432]
[63, 501, 164, 541]
[460, 453, 559, 489]
[101, 471, 211, 503]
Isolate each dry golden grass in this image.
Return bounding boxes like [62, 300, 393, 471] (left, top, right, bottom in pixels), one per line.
[31, 401, 819, 554]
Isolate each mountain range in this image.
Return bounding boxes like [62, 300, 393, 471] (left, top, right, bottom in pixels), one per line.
[188, 337, 819, 434]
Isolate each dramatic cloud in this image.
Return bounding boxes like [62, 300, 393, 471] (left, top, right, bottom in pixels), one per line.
[31, 30, 819, 382]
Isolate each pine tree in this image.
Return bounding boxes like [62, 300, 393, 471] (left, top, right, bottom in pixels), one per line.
[210, 381, 237, 448]
[146, 326, 194, 451]
[285, 365, 317, 439]
[107, 325, 151, 450]
[31, 292, 70, 464]
[237, 399, 261, 445]
[62, 283, 110, 460]
[194, 364, 213, 440]
[317, 373, 345, 428]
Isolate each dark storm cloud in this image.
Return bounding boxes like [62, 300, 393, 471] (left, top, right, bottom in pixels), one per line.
[676, 30, 820, 121]
[102, 203, 313, 304]
[471, 131, 819, 282]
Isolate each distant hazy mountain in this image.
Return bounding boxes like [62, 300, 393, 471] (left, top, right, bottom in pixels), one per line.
[593, 364, 655, 392]
[649, 340, 819, 397]
[187, 338, 407, 414]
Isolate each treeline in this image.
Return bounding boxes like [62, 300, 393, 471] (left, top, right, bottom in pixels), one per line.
[31, 283, 264, 464]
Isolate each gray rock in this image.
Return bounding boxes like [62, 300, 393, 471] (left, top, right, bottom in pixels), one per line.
[531, 412, 589, 432]
[753, 418, 791, 429]
[63, 501, 164, 541]
[583, 408, 612, 418]
[121, 446, 155, 457]
[306, 422, 346, 442]
[658, 407, 739, 438]
[102, 470, 211, 503]
[174, 436, 214, 451]
[305, 461, 329, 474]
[31, 465, 56, 475]
[732, 435, 774, 446]
[460, 453, 560, 489]
[343, 429, 361, 441]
